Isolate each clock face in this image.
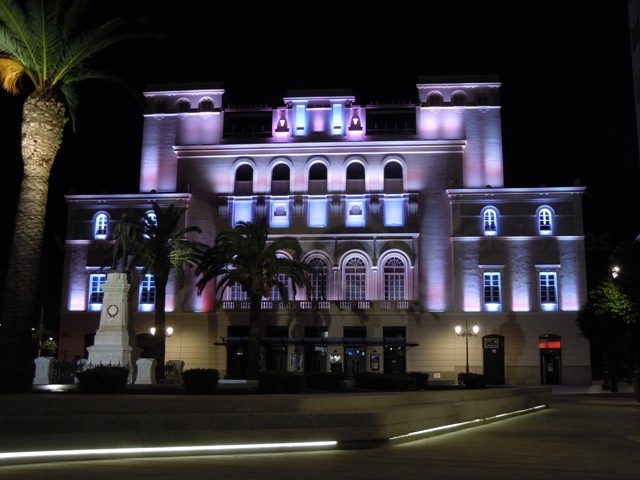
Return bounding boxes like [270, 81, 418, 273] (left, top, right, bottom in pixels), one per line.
[107, 304, 119, 317]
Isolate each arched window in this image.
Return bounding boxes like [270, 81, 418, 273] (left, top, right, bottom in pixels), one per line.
[234, 164, 253, 195]
[176, 98, 190, 112]
[145, 210, 157, 226]
[538, 207, 553, 235]
[271, 164, 290, 195]
[94, 213, 108, 240]
[483, 208, 498, 236]
[477, 90, 490, 105]
[308, 163, 327, 194]
[383, 161, 403, 193]
[426, 92, 444, 106]
[344, 257, 366, 300]
[198, 97, 214, 112]
[346, 162, 365, 194]
[451, 91, 468, 106]
[383, 256, 406, 300]
[308, 257, 328, 300]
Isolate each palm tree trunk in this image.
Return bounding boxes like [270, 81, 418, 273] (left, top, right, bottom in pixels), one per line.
[154, 276, 168, 382]
[246, 295, 262, 380]
[0, 90, 65, 385]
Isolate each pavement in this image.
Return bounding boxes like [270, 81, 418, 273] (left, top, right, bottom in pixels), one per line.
[0, 383, 638, 480]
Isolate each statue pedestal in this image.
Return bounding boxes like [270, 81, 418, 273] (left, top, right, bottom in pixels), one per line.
[135, 358, 157, 384]
[87, 272, 141, 382]
[33, 357, 56, 385]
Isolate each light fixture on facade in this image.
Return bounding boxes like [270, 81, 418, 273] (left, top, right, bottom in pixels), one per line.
[275, 112, 289, 132]
[150, 326, 173, 337]
[348, 110, 362, 131]
[455, 320, 480, 374]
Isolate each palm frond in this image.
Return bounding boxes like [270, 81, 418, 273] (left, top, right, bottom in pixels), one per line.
[0, 56, 24, 93]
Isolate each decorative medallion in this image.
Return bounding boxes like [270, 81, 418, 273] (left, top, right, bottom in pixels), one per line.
[107, 304, 119, 318]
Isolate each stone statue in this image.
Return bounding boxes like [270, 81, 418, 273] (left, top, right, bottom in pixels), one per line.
[111, 213, 139, 272]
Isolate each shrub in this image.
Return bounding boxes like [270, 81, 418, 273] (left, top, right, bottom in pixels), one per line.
[354, 372, 418, 391]
[457, 372, 486, 389]
[0, 367, 34, 394]
[76, 365, 129, 394]
[305, 372, 345, 392]
[183, 368, 220, 394]
[258, 371, 306, 393]
[406, 371, 430, 390]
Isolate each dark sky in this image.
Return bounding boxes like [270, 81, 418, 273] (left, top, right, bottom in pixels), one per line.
[1, 2, 639, 327]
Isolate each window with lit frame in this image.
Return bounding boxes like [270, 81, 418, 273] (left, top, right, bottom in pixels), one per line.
[383, 256, 406, 300]
[539, 272, 557, 309]
[88, 273, 106, 305]
[345, 257, 366, 301]
[139, 274, 156, 305]
[308, 257, 327, 301]
[483, 272, 501, 311]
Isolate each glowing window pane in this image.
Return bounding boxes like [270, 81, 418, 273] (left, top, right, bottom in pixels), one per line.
[308, 198, 328, 227]
[233, 199, 253, 225]
[384, 257, 405, 300]
[384, 197, 404, 226]
[345, 257, 366, 300]
[308, 258, 328, 300]
[94, 214, 108, 240]
[88, 274, 106, 307]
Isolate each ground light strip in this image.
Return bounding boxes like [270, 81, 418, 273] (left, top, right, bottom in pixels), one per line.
[0, 405, 548, 463]
[0, 441, 338, 461]
[389, 404, 548, 442]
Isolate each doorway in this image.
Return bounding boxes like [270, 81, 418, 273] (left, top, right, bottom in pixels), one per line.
[539, 334, 562, 385]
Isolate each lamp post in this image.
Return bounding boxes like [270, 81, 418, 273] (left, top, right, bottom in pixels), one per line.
[455, 320, 480, 374]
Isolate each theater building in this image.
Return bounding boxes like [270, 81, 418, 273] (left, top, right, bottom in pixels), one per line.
[58, 75, 591, 385]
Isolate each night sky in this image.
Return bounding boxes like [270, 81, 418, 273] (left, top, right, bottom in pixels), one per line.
[1, 2, 639, 329]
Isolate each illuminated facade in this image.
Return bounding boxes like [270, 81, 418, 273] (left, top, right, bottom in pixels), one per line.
[59, 75, 591, 385]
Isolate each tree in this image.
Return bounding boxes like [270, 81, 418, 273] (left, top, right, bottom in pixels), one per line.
[0, 0, 156, 389]
[135, 202, 208, 381]
[608, 239, 640, 398]
[577, 279, 637, 392]
[195, 220, 315, 380]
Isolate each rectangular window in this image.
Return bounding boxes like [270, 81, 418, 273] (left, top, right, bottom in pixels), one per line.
[345, 272, 366, 300]
[309, 271, 326, 301]
[269, 274, 289, 300]
[88, 273, 106, 305]
[540, 272, 557, 305]
[140, 274, 156, 305]
[483, 272, 501, 312]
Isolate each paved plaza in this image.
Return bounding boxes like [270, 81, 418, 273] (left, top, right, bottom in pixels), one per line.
[0, 384, 638, 480]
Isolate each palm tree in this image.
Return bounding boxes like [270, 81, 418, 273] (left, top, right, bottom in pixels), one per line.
[0, 0, 155, 388]
[136, 202, 208, 381]
[195, 220, 315, 380]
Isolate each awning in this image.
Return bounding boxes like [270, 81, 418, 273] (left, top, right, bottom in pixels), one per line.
[215, 336, 418, 347]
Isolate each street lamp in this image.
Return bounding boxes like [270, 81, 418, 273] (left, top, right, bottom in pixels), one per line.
[611, 265, 620, 279]
[455, 320, 480, 374]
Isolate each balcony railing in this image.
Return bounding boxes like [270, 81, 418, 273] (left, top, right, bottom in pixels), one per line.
[221, 300, 414, 312]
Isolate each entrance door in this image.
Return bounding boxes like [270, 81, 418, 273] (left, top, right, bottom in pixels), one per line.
[344, 347, 366, 378]
[482, 335, 505, 385]
[539, 334, 562, 385]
